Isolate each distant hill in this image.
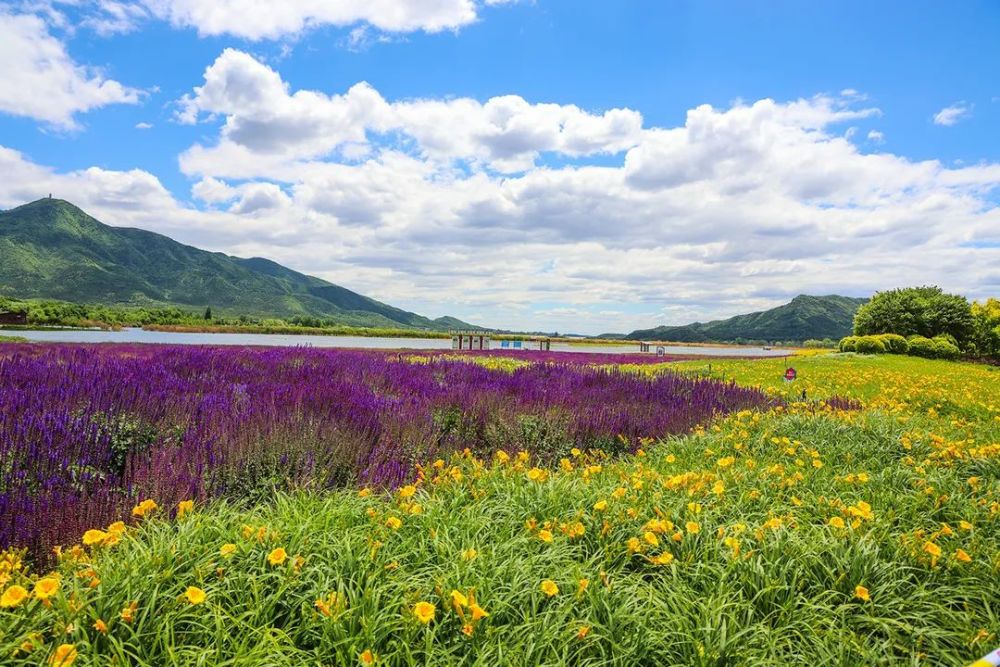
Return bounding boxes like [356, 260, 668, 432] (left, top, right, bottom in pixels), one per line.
[0, 198, 476, 330]
[625, 295, 867, 343]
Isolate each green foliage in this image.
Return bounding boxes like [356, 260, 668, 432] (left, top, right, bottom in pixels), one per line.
[802, 338, 837, 349]
[839, 336, 858, 352]
[854, 336, 887, 354]
[0, 296, 28, 315]
[931, 336, 961, 360]
[878, 333, 909, 354]
[0, 198, 473, 331]
[971, 298, 1000, 358]
[92, 412, 174, 476]
[906, 336, 937, 359]
[25, 299, 202, 327]
[1, 293, 466, 339]
[853, 286, 974, 347]
[841, 334, 911, 356]
[847, 287, 991, 361]
[840, 332, 963, 361]
[627, 295, 867, 344]
[875, 335, 960, 361]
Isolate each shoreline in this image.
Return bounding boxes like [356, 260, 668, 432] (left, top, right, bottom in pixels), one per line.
[1, 324, 800, 351]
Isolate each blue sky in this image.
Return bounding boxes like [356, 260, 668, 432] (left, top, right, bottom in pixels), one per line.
[0, 1, 998, 333]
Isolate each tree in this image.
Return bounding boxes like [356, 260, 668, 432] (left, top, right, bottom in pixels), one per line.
[971, 298, 1000, 358]
[853, 286, 974, 348]
[204, 307, 213, 320]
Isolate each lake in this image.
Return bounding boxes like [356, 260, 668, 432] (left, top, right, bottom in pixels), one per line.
[7, 328, 791, 357]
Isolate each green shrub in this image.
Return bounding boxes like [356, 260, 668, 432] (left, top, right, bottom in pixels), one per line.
[854, 336, 887, 354]
[905, 335, 960, 360]
[931, 336, 961, 360]
[839, 336, 858, 352]
[906, 335, 937, 358]
[853, 286, 973, 346]
[971, 298, 1000, 359]
[934, 333, 959, 348]
[878, 333, 908, 354]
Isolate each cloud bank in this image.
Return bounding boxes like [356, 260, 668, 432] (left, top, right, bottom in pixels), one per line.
[1, 48, 997, 333]
[0, 11, 140, 128]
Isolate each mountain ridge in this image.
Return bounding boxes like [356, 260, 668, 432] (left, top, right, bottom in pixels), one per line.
[624, 294, 867, 343]
[0, 198, 476, 330]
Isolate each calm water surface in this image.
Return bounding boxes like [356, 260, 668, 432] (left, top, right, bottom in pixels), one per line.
[8, 328, 791, 357]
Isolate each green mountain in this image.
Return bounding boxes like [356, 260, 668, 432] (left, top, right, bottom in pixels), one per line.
[625, 295, 868, 343]
[0, 198, 475, 330]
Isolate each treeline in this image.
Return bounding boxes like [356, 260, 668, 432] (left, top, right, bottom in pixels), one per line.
[802, 338, 838, 349]
[0, 296, 446, 337]
[727, 338, 815, 347]
[1, 296, 230, 328]
[839, 286, 999, 361]
[144, 323, 450, 339]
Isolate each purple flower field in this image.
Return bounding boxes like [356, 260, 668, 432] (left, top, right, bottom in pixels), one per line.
[0, 344, 777, 558]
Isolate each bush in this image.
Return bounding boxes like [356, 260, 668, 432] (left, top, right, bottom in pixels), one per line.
[971, 298, 1000, 359]
[905, 335, 960, 360]
[853, 286, 973, 347]
[931, 336, 961, 360]
[934, 332, 959, 347]
[906, 336, 937, 358]
[854, 336, 887, 355]
[878, 334, 908, 354]
[839, 336, 858, 352]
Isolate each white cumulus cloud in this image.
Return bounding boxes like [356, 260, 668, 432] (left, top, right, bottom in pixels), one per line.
[0, 11, 141, 128]
[141, 0, 484, 40]
[177, 49, 643, 176]
[933, 102, 971, 126]
[1, 53, 998, 333]
[27, 0, 519, 46]
[81, 0, 150, 36]
[154, 54, 1000, 331]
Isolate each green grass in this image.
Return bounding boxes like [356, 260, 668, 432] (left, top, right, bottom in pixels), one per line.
[667, 353, 1000, 438]
[2, 355, 999, 665]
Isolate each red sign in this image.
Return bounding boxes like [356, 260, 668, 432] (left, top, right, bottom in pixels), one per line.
[784, 367, 797, 381]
